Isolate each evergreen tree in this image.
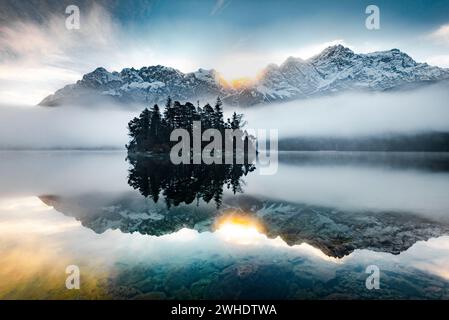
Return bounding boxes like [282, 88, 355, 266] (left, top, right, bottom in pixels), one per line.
[126, 116, 140, 151]
[225, 118, 231, 129]
[184, 102, 197, 134]
[126, 97, 251, 156]
[172, 101, 183, 129]
[150, 104, 162, 144]
[138, 108, 151, 151]
[213, 97, 224, 130]
[163, 97, 174, 129]
[202, 103, 215, 130]
[231, 112, 243, 130]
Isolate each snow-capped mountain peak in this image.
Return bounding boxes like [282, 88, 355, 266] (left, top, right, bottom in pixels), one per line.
[39, 45, 449, 107]
[312, 44, 355, 61]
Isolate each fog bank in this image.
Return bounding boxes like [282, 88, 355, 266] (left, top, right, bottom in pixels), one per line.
[0, 105, 137, 149]
[231, 83, 449, 138]
[0, 82, 449, 149]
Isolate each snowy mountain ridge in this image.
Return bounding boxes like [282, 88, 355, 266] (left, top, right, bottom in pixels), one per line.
[39, 45, 449, 107]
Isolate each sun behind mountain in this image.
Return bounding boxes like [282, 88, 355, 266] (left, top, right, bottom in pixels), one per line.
[217, 74, 255, 90]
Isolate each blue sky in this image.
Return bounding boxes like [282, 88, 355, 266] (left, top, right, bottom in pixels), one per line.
[1, 0, 449, 104]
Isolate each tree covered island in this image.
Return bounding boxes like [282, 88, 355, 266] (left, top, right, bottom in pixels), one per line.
[126, 97, 256, 163]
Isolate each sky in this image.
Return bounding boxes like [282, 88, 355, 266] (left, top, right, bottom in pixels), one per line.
[1, 0, 449, 105]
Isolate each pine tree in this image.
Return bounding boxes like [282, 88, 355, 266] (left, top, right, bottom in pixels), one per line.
[231, 112, 243, 130]
[150, 104, 162, 144]
[214, 97, 224, 130]
[172, 101, 183, 129]
[163, 97, 174, 129]
[138, 108, 151, 151]
[202, 103, 215, 130]
[186, 103, 194, 133]
[226, 118, 231, 129]
[127, 116, 141, 151]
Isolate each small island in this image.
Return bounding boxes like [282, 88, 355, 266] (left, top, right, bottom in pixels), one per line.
[126, 97, 256, 163]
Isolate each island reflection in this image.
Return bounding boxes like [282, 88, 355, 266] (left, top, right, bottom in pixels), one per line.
[127, 155, 256, 208]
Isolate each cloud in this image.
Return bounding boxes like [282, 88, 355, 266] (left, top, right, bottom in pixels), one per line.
[0, 4, 122, 67]
[0, 3, 204, 105]
[0, 65, 81, 105]
[210, 0, 231, 16]
[421, 23, 449, 67]
[1, 80, 448, 150]
[0, 104, 136, 149]
[0, 4, 196, 106]
[2, 83, 448, 150]
[429, 23, 449, 44]
[427, 54, 449, 68]
[229, 82, 449, 138]
[0, 4, 124, 105]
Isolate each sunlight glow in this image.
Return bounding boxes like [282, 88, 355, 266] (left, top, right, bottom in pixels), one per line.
[215, 213, 265, 245]
[217, 74, 256, 90]
[213, 212, 340, 262]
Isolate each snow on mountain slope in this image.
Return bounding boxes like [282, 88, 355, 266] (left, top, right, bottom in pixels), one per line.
[39, 45, 449, 107]
[39, 65, 225, 107]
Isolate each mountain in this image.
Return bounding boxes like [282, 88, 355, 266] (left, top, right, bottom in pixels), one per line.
[39, 45, 449, 107]
[40, 192, 449, 258]
[39, 66, 226, 106]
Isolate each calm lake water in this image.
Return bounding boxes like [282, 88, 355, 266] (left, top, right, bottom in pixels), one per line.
[1, 151, 449, 299]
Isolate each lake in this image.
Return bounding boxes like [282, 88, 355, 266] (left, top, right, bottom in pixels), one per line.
[1, 151, 449, 299]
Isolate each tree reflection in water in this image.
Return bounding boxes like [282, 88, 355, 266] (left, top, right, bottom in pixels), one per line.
[127, 156, 256, 208]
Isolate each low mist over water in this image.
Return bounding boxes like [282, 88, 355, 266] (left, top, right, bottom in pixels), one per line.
[1, 83, 449, 150]
[229, 83, 449, 138]
[0, 105, 137, 149]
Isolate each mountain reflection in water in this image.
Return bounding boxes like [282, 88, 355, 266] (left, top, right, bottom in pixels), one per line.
[1, 151, 449, 299]
[35, 152, 449, 258]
